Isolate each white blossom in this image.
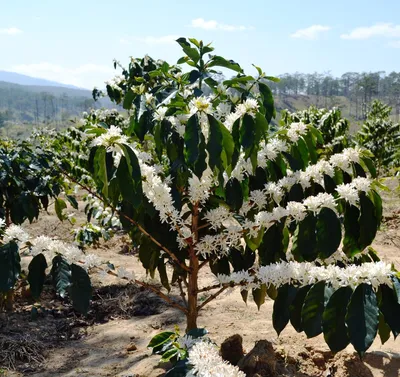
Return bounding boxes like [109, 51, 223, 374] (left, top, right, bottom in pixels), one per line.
[187, 341, 246, 377]
[90, 125, 128, 153]
[287, 122, 308, 143]
[336, 183, 359, 205]
[3, 225, 29, 245]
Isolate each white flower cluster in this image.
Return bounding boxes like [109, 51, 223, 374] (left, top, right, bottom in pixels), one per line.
[90, 125, 128, 155]
[0, 218, 6, 230]
[3, 225, 29, 245]
[177, 334, 200, 350]
[186, 341, 245, 377]
[188, 168, 215, 205]
[286, 122, 308, 143]
[1, 225, 103, 270]
[215, 261, 394, 291]
[224, 98, 260, 131]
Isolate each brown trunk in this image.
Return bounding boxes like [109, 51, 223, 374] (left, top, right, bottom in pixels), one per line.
[186, 204, 200, 332]
[5, 207, 11, 227]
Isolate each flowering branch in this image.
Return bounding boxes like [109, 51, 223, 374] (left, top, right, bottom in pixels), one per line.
[59, 169, 191, 273]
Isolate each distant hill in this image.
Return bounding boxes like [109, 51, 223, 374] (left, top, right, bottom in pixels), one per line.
[0, 80, 113, 138]
[0, 70, 83, 89]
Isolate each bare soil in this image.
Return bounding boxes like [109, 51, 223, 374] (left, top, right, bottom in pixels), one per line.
[1, 180, 399, 377]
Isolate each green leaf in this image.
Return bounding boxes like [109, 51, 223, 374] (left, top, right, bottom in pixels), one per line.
[123, 89, 135, 110]
[69, 264, 92, 314]
[176, 38, 200, 64]
[343, 204, 361, 257]
[119, 144, 143, 208]
[379, 284, 400, 339]
[346, 283, 379, 357]
[66, 195, 78, 210]
[378, 312, 391, 345]
[359, 193, 377, 249]
[187, 328, 208, 338]
[28, 253, 48, 299]
[361, 157, 377, 178]
[148, 331, 175, 349]
[158, 260, 171, 292]
[292, 214, 317, 262]
[164, 360, 189, 377]
[161, 348, 179, 363]
[273, 284, 298, 336]
[240, 114, 256, 157]
[184, 114, 200, 167]
[252, 283, 267, 310]
[322, 286, 353, 353]
[258, 83, 275, 123]
[93, 147, 108, 197]
[316, 208, 342, 259]
[55, 198, 67, 221]
[0, 242, 21, 293]
[225, 178, 243, 211]
[258, 222, 286, 265]
[207, 56, 242, 73]
[289, 285, 311, 332]
[392, 276, 400, 305]
[51, 255, 71, 298]
[206, 115, 223, 170]
[302, 281, 333, 338]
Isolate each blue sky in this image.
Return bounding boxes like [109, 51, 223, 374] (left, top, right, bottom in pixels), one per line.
[1, 0, 400, 88]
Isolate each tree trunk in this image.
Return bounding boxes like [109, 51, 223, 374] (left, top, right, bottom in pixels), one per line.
[186, 204, 200, 332]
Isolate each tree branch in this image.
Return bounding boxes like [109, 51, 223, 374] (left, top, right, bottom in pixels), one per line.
[60, 169, 190, 272]
[178, 279, 188, 307]
[197, 283, 222, 293]
[134, 279, 188, 314]
[197, 286, 228, 311]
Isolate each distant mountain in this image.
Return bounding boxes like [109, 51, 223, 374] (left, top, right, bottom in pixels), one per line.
[0, 70, 83, 89]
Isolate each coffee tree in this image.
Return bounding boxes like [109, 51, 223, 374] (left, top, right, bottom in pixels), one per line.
[81, 38, 399, 360]
[357, 100, 400, 173]
[0, 137, 93, 312]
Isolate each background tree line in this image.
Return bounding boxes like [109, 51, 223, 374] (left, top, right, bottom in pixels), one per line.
[270, 71, 400, 121]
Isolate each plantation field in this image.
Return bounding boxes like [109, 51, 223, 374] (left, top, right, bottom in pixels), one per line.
[2, 179, 399, 377]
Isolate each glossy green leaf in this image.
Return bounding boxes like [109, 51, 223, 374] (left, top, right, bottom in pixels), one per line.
[69, 263, 92, 314]
[252, 283, 267, 310]
[378, 312, 391, 345]
[322, 286, 353, 352]
[28, 253, 48, 299]
[302, 281, 333, 338]
[289, 285, 311, 332]
[292, 214, 317, 262]
[273, 284, 298, 336]
[379, 284, 400, 339]
[51, 255, 71, 298]
[206, 115, 223, 170]
[225, 178, 243, 211]
[55, 198, 67, 221]
[316, 208, 342, 259]
[0, 242, 20, 293]
[346, 284, 379, 357]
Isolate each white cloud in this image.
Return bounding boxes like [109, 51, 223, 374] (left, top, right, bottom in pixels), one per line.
[0, 27, 22, 35]
[190, 18, 253, 31]
[10, 62, 115, 89]
[290, 25, 331, 40]
[341, 23, 400, 40]
[120, 35, 180, 45]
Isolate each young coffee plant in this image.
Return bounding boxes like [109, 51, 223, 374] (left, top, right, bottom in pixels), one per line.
[357, 100, 400, 174]
[78, 38, 399, 360]
[281, 106, 350, 155]
[0, 137, 94, 313]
